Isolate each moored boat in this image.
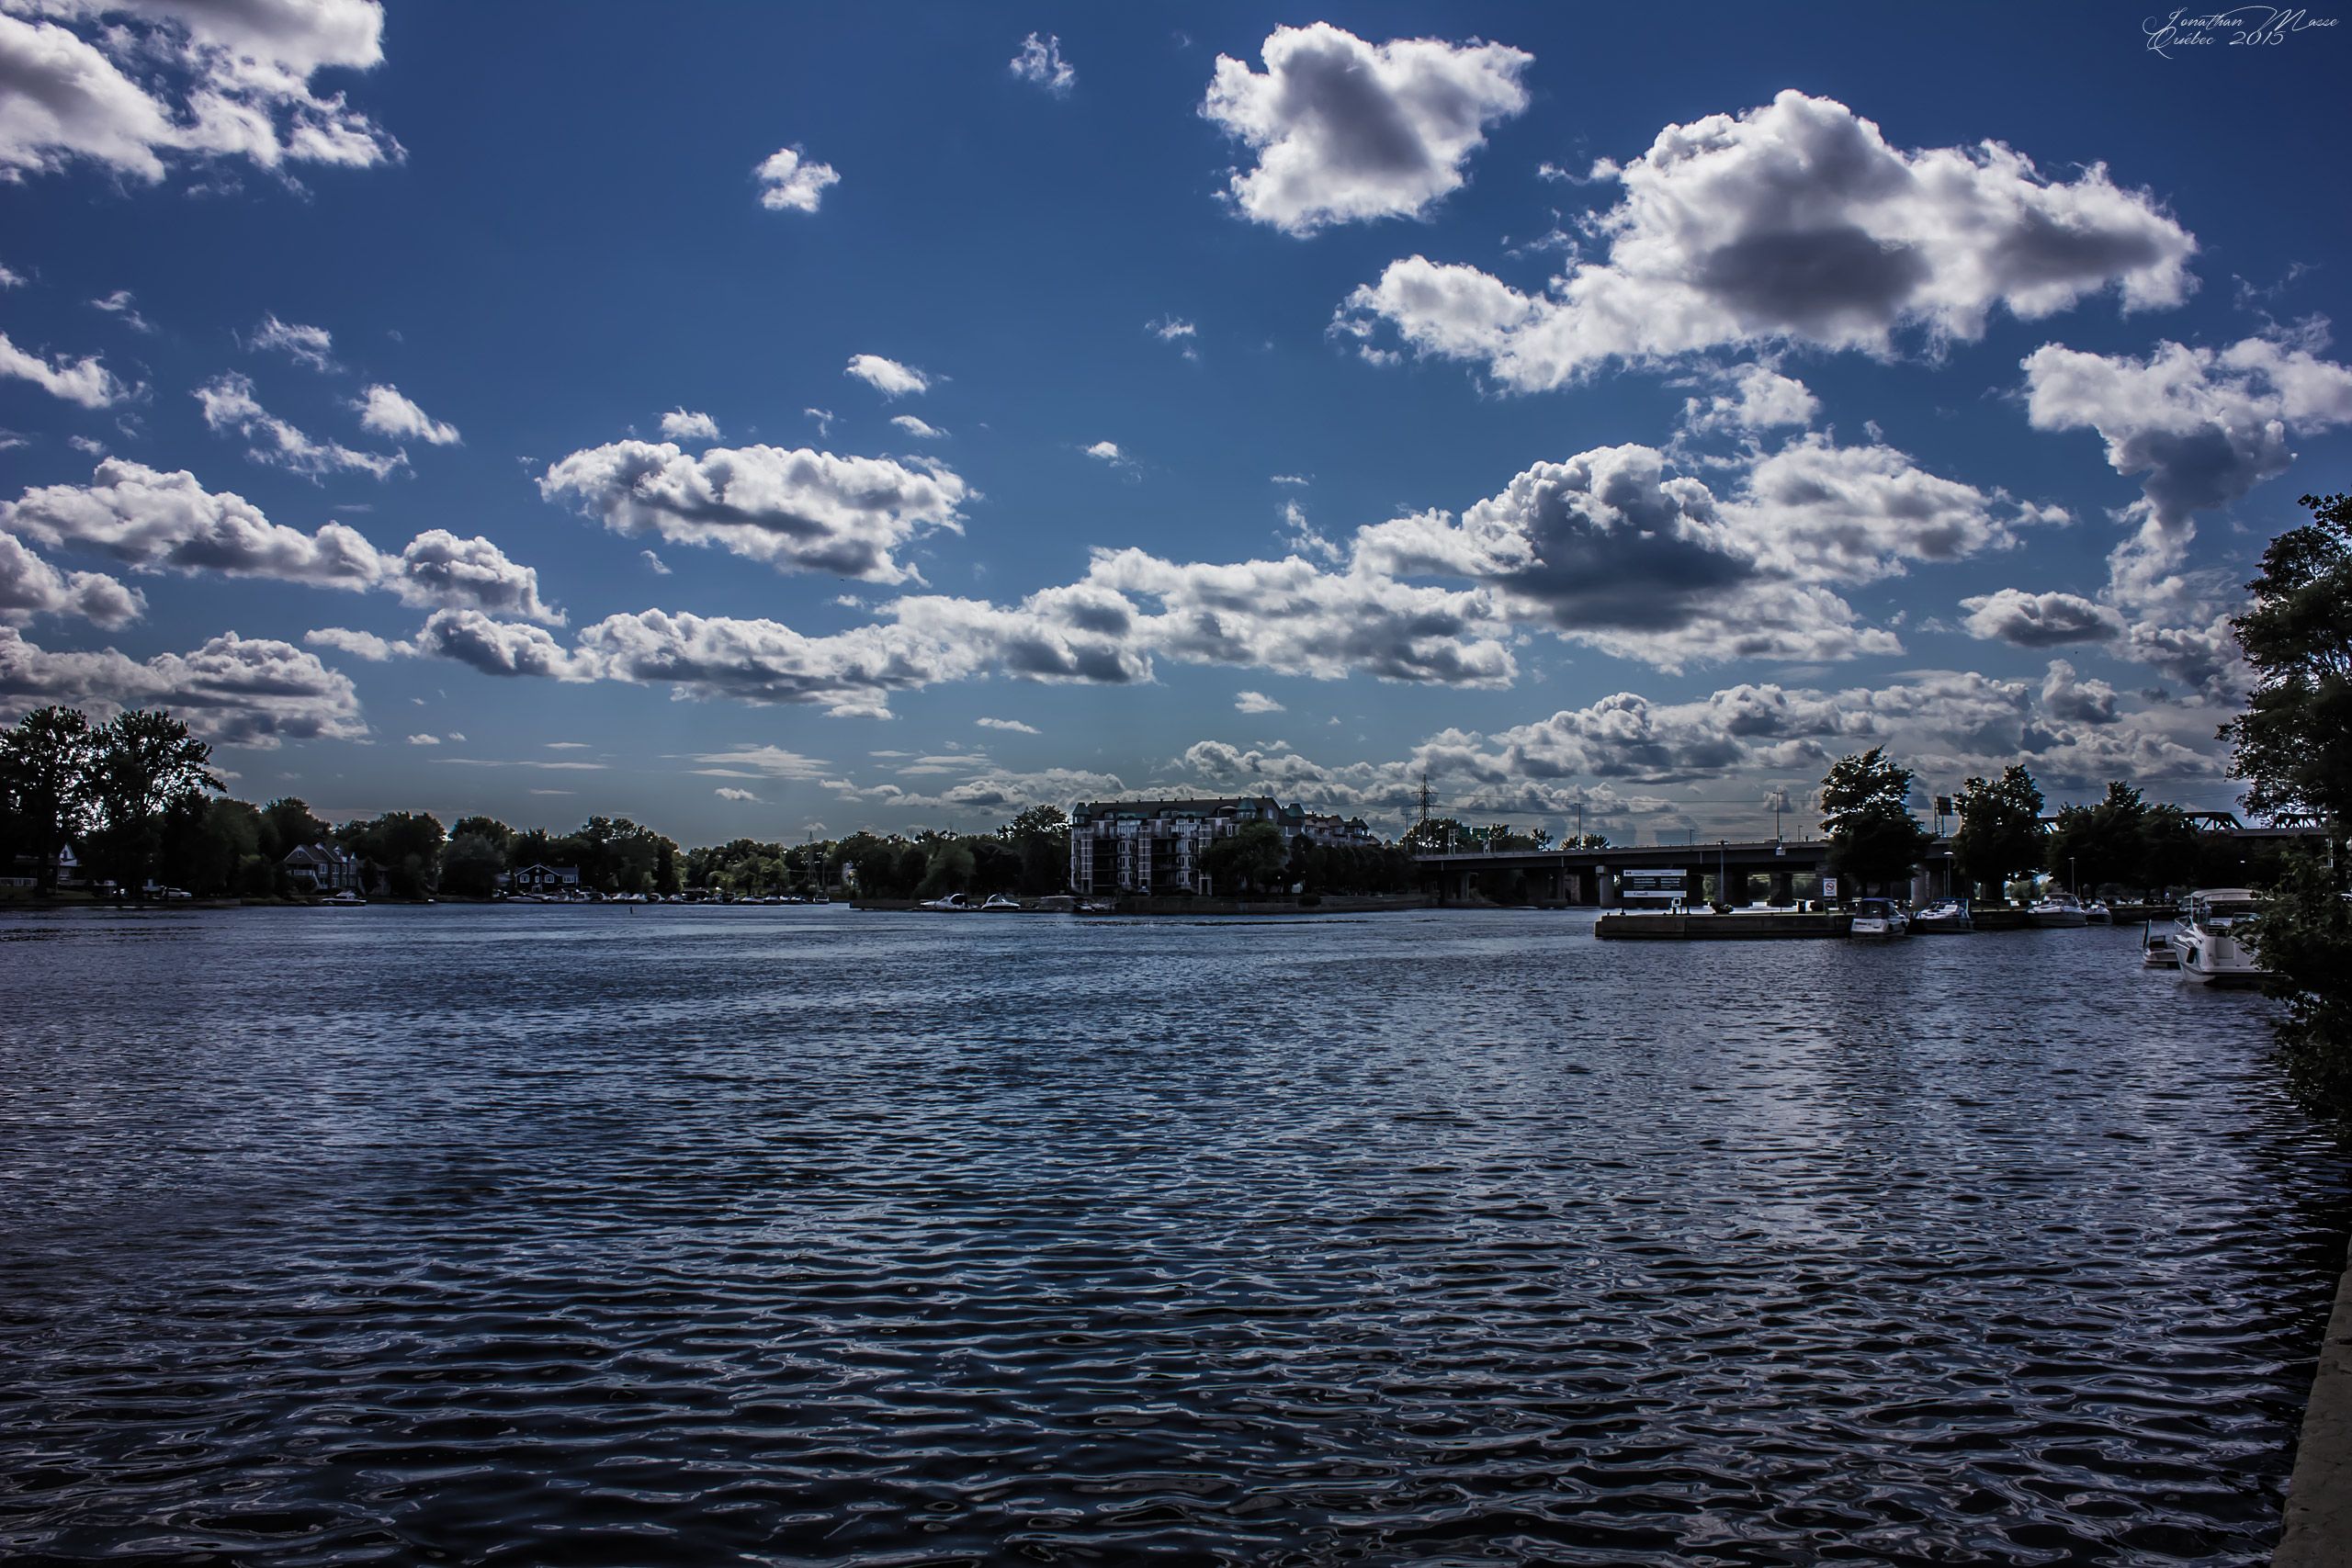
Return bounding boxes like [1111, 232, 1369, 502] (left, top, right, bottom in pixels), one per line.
[1849, 897, 1910, 939]
[1912, 897, 1973, 933]
[2028, 893, 2089, 928]
[2141, 919, 2180, 969]
[2171, 889, 2269, 986]
[2084, 900, 2112, 925]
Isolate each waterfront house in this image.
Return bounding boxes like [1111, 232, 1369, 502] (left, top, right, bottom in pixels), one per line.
[504, 863, 582, 895]
[1069, 796, 1379, 897]
[282, 842, 361, 895]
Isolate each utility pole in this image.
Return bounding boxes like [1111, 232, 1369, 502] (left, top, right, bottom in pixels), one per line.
[1576, 801, 1586, 842]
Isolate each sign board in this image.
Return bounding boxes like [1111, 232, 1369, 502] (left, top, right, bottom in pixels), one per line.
[1821, 875, 1838, 899]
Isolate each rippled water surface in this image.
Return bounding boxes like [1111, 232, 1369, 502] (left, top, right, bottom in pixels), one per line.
[2, 905, 2346, 1565]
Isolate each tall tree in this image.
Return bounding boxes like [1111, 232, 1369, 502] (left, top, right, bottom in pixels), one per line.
[2223, 492, 2352, 1110]
[1953, 765, 2047, 900]
[0, 705, 98, 891]
[85, 709, 222, 893]
[1819, 748, 1931, 897]
[258, 796, 331, 861]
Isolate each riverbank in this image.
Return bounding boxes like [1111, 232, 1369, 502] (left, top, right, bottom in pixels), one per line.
[2278, 1239, 2352, 1566]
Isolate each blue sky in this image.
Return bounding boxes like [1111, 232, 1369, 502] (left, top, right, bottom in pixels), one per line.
[3, 2, 2347, 845]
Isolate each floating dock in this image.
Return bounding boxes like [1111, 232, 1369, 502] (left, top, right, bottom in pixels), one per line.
[1596, 910, 1850, 940]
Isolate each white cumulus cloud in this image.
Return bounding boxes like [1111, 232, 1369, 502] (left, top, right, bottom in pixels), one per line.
[538, 439, 968, 584]
[755, 144, 839, 212]
[1202, 23, 1532, 235]
[1342, 90, 2197, 389]
[844, 354, 930, 397]
[356, 383, 459, 445]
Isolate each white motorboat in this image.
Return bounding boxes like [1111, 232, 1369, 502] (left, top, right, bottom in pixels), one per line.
[979, 894, 1023, 911]
[919, 892, 974, 912]
[1849, 897, 1910, 939]
[1912, 897, 1973, 933]
[2141, 919, 2180, 969]
[2084, 900, 2113, 925]
[2171, 889, 2269, 986]
[2028, 893, 2089, 928]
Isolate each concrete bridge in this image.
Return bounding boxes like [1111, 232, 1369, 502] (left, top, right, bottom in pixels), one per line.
[1414, 838, 1839, 907]
[1412, 823, 2330, 908]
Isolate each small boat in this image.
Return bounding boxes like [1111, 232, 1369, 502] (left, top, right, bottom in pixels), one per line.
[2084, 900, 2113, 925]
[323, 889, 367, 906]
[1912, 897, 1973, 934]
[1849, 897, 1910, 939]
[2141, 919, 2180, 969]
[2171, 889, 2269, 987]
[2028, 893, 2089, 928]
[919, 892, 974, 912]
[979, 894, 1023, 912]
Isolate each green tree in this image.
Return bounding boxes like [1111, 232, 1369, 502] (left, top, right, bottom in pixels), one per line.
[915, 840, 975, 897]
[258, 796, 332, 863]
[1820, 748, 1931, 898]
[2045, 783, 2174, 896]
[85, 710, 222, 894]
[1001, 805, 1070, 895]
[338, 811, 446, 898]
[1201, 820, 1286, 894]
[1399, 816, 1470, 855]
[162, 796, 261, 897]
[440, 831, 505, 898]
[2222, 492, 2352, 1111]
[0, 705, 98, 891]
[1952, 765, 2046, 901]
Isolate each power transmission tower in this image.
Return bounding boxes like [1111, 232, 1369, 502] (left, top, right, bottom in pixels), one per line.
[1416, 772, 1435, 825]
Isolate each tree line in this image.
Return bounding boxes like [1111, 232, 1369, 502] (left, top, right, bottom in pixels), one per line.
[1815, 749, 2239, 901]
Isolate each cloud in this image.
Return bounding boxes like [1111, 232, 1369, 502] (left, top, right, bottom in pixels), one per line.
[355, 384, 459, 445]
[561, 608, 960, 716]
[196, 373, 404, 479]
[407, 732, 438, 745]
[1084, 440, 1127, 464]
[843, 354, 930, 397]
[0, 626, 365, 747]
[89, 288, 152, 332]
[890, 414, 945, 440]
[1072, 547, 1515, 685]
[3, 459, 560, 620]
[538, 439, 968, 583]
[1271, 473, 1309, 486]
[1201, 23, 1533, 235]
[1341, 90, 2196, 389]
[0, 332, 129, 407]
[2039, 659, 2118, 726]
[976, 716, 1039, 733]
[640, 548, 670, 574]
[1353, 440, 1914, 671]
[2021, 334, 2352, 609]
[303, 625, 405, 660]
[390, 529, 559, 623]
[0, 265, 22, 287]
[0, 0, 398, 184]
[1679, 363, 1820, 435]
[660, 409, 720, 443]
[1008, 31, 1073, 96]
[413, 608, 586, 682]
[686, 743, 829, 779]
[5, 458, 386, 587]
[1150, 316, 1197, 341]
[754, 145, 839, 212]
[715, 786, 761, 802]
[1959, 587, 2123, 647]
[1235, 690, 1284, 713]
[0, 532, 143, 627]
[247, 314, 334, 371]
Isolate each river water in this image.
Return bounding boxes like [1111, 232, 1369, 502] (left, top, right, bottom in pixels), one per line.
[0, 905, 2345, 1565]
